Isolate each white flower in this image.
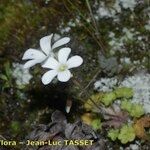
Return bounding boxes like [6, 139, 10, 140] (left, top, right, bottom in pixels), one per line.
[41, 48, 83, 85]
[22, 34, 70, 69]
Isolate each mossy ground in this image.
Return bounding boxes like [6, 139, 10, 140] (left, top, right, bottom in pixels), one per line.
[0, 0, 149, 149]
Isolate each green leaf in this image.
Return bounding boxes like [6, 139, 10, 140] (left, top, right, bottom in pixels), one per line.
[115, 87, 133, 99]
[101, 92, 116, 106]
[118, 125, 135, 144]
[121, 100, 144, 118]
[10, 121, 21, 134]
[108, 129, 119, 141]
[84, 93, 104, 111]
[4, 61, 12, 77]
[121, 100, 132, 111]
[130, 104, 144, 118]
[91, 119, 102, 130]
[0, 74, 8, 81]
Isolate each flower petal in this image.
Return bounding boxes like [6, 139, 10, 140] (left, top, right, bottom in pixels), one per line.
[42, 57, 59, 69]
[42, 70, 57, 85]
[22, 49, 46, 61]
[40, 34, 53, 55]
[24, 60, 39, 69]
[52, 37, 70, 49]
[58, 48, 71, 63]
[57, 70, 71, 82]
[67, 56, 83, 69]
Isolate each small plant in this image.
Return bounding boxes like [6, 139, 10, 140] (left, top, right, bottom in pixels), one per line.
[84, 87, 146, 144]
[91, 119, 102, 131]
[118, 125, 135, 144]
[22, 34, 83, 84]
[101, 87, 133, 106]
[108, 129, 119, 141]
[0, 61, 12, 89]
[21, 34, 83, 113]
[84, 87, 133, 110]
[121, 99, 132, 111]
[101, 92, 116, 106]
[121, 100, 144, 118]
[108, 125, 136, 144]
[81, 113, 102, 130]
[115, 87, 133, 98]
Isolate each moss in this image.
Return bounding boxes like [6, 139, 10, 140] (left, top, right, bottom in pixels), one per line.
[115, 87, 133, 99]
[10, 121, 21, 135]
[101, 92, 116, 106]
[84, 93, 104, 111]
[0, 1, 62, 57]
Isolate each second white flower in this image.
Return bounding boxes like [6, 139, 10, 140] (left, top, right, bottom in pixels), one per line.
[41, 48, 83, 85]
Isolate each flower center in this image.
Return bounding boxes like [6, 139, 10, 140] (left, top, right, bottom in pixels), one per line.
[58, 64, 68, 72]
